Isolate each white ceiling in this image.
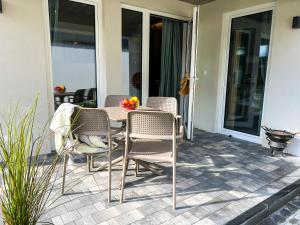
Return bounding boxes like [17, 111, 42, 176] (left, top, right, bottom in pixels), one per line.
[178, 0, 216, 5]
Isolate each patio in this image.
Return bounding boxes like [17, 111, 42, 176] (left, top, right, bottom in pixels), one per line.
[37, 129, 300, 225]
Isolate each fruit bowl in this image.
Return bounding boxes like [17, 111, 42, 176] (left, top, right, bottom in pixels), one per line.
[120, 97, 139, 110]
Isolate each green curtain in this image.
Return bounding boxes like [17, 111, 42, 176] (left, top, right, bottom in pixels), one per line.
[159, 19, 183, 98]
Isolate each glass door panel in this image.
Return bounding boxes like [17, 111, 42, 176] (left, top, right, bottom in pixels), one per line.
[224, 10, 273, 136]
[48, 0, 98, 109]
[122, 9, 143, 101]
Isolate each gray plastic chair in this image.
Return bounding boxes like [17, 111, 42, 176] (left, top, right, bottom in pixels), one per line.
[104, 95, 131, 107]
[104, 95, 130, 137]
[120, 111, 177, 209]
[62, 108, 113, 202]
[146, 97, 184, 144]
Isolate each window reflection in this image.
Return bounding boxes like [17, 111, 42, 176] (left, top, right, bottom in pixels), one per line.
[48, 0, 98, 109]
[122, 9, 143, 102]
[224, 11, 273, 136]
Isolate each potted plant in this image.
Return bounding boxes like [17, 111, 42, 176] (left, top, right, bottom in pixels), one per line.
[0, 98, 63, 225]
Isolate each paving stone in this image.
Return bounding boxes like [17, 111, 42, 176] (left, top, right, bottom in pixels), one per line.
[77, 205, 98, 217]
[168, 211, 199, 225]
[60, 210, 81, 224]
[291, 197, 300, 208]
[35, 130, 300, 225]
[65, 222, 77, 225]
[259, 217, 277, 225]
[202, 196, 230, 212]
[135, 210, 173, 225]
[51, 216, 64, 225]
[75, 215, 97, 225]
[64, 199, 83, 212]
[194, 217, 218, 225]
[91, 207, 121, 223]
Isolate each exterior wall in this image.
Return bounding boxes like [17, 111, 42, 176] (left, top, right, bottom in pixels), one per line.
[0, 0, 193, 153]
[194, 0, 275, 133]
[194, 0, 300, 147]
[263, 0, 300, 146]
[0, 0, 50, 136]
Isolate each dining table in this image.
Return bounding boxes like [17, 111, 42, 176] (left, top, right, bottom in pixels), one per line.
[95, 106, 163, 175]
[104, 106, 154, 122]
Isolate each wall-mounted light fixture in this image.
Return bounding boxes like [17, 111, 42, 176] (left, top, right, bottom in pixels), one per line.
[0, 0, 2, 13]
[292, 16, 300, 29]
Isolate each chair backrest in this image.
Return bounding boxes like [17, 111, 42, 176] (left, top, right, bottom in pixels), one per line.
[71, 108, 110, 136]
[104, 95, 130, 107]
[87, 88, 97, 101]
[146, 97, 178, 116]
[127, 111, 175, 140]
[73, 89, 87, 103]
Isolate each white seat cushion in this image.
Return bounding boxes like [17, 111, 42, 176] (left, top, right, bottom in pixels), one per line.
[73, 143, 109, 155]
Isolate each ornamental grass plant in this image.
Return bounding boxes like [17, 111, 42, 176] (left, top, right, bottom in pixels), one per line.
[0, 98, 63, 225]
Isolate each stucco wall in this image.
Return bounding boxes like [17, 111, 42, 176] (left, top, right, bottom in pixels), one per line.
[194, 0, 275, 133]
[0, 0, 50, 132]
[263, 0, 300, 142]
[194, 0, 300, 147]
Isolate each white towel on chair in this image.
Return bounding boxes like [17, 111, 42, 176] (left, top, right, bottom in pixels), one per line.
[50, 103, 78, 153]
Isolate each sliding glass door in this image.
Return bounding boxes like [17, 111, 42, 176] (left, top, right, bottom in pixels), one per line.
[121, 9, 143, 101]
[223, 10, 273, 136]
[48, 0, 98, 109]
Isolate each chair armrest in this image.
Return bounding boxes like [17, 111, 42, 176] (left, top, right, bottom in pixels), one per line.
[175, 115, 182, 134]
[176, 115, 182, 123]
[175, 115, 184, 144]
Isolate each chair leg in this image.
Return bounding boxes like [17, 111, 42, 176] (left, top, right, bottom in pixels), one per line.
[173, 161, 176, 210]
[135, 160, 139, 177]
[91, 155, 95, 169]
[108, 151, 112, 203]
[120, 159, 129, 203]
[119, 159, 129, 189]
[87, 155, 90, 172]
[61, 154, 69, 195]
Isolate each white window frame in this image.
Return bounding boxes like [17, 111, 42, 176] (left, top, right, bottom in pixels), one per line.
[42, 0, 105, 116]
[121, 4, 191, 105]
[215, 2, 276, 144]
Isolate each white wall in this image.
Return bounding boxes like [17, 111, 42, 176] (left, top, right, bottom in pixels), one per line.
[0, 0, 50, 139]
[194, 0, 300, 147]
[194, 0, 275, 133]
[262, 0, 300, 145]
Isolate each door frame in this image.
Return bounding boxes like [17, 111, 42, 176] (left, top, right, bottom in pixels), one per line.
[215, 2, 276, 143]
[186, 6, 200, 140]
[42, 0, 105, 116]
[121, 4, 191, 105]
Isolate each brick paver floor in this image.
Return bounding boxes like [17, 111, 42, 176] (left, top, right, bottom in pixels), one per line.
[36, 130, 300, 225]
